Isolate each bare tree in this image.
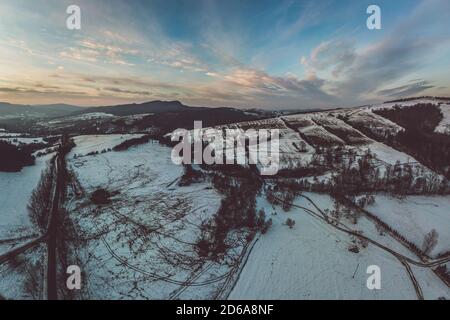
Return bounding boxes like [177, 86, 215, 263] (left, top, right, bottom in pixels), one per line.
[422, 229, 439, 256]
[28, 163, 54, 232]
[286, 218, 296, 229]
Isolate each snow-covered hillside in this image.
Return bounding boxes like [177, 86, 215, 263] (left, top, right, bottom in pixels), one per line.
[1, 97, 449, 300]
[69, 134, 143, 157]
[65, 136, 250, 299]
[366, 195, 450, 257]
[435, 104, 450, 134]
[47, 112, 115, 124]
[230, 193, 449, 299]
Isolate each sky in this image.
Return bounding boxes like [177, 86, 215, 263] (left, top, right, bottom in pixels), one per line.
[0, 0, 449, 109]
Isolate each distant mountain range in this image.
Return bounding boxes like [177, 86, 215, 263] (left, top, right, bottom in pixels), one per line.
[0, 100, 386, 120]
[0, 102, 83, 119]
[78, 100, 193, 116]
[6, 97, 447, 121]
[0, 100, 279, 120]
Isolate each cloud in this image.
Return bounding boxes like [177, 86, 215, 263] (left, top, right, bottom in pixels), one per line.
[2, 0, 449, 108]
[190, 67, 337, 108]
[377, 81, 435, 98]
[60, 48, 100, 63]
[277, 1, 332, 41]
[301, 0, 450, 104]
[101, 87, 153, 97]
[70, 74, 186, 91]
[301, 39, 356, 77]
[0, 86, 85, 96]
[60, 39, 139, 66]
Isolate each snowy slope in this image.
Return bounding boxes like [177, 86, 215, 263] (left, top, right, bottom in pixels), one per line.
[366, 195, 450, 257]
[0, 137, 45, 145]
[368, 98, 443, 111]
[0, 153, 54, 253]
[344, 109, 404, 138]
[283, 114, 346, 146]
[69, 134, 143, 157]
[230, 193, 449, 299]
[435, 104, 450, 134]
[65, 138, 250, 299]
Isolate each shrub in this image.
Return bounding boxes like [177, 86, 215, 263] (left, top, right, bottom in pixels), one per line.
[0, 140, 34, 172]
[422, 229, 439, 256]
[261, 218, 272, 234]
[196, 239, 212, 258]
[348, 245, 359, 253]
[286, 218, 295, 229]
[282, 192, 294, 212]
[90, 188, 113, 205]
[178, 165, 204, 186]
[256, 209, 266, 229]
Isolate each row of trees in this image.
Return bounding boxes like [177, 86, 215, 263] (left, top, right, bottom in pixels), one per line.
[295, 146, 450, 196]
[196, 170, 265, 258]
[0, 140, 34, 172]
[28, 159, 55, 232]
[27, 135, 75, 233]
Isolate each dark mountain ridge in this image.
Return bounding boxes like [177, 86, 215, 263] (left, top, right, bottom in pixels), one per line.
[78, 100, 193, 116]
[0, 102, 82, 118]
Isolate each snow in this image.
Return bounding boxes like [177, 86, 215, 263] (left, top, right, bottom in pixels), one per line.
[283, 113, 347, 146]
[366, 195, 450, 257]
[0, 153, 54, 252]
[362, 141, 415, 165]
[276, 130, 315, 170]
[47, 112, 115, 124]
[345, 109, 404, 137]
[0, 132, 22, 137]
[301, 124, 346, 145]
[2, 98, 449, 299]
[69, 134, 144, 157]
[65, 138, 248, 299]
[0, 154, 52, 231]
[0, 242, 47, 300]
[310, 113, 371, 144]
[435, 104, 450, 134]
[0, 137, 45, 145]
[368, 98, 443, 111]
[69, 138, 181, 191]
[170, 119, 315, 173]
[230, 192, 449, 299]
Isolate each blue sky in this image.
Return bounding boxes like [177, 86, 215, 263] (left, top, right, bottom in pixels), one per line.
[0, 0, 449, 108]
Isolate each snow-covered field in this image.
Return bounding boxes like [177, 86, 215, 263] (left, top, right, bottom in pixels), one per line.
[0, 242, 47, 300]
[366, 195, 450, 257]
[69, 134, 143, 157]
[0, 153, 53, 254]
[0, 137, 45, 145]
[2, 97, 449, 300]
[63, 105, 449, 300]
[65, 136, 250, 299]
[0, 132, 22, 137]
[230, 193, 449, 299]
